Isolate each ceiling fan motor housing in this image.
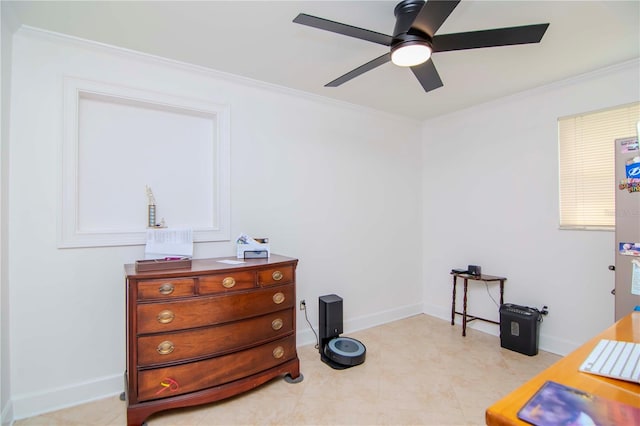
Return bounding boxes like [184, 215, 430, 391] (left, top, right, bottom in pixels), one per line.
[392, 0, 432, 49]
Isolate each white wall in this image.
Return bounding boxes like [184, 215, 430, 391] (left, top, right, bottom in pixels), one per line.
[422, 59, 640, 355]
[1, 3, 19, 425]
[9, 16, 637, 425]
[7, 28, 423, 420]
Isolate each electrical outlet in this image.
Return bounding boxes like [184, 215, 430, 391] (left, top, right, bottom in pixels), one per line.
[299, 299, 306, 310]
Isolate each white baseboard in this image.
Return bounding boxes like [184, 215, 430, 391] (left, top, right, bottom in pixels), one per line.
[297, 302, 423, 348]
[536, 333, 576, 356]
[423, 302, 575, 356]
[11, 373, 123, 421]
[422, 302, 500, 335]
[12, 303, 424, 421]
[345, 302, 424, 334]
[422, 302, 451, 324]
[1, 399, 13, 426]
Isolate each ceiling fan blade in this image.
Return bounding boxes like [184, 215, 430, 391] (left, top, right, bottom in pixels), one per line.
[325, 53, 392, 87]
[411, 59, 443, 92]
[410, 0, 461, 37]
[432, 24, 549, 52]
[293, 13, 393, 46]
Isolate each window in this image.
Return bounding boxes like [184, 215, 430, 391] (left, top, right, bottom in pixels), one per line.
[558, 102, 639, 230]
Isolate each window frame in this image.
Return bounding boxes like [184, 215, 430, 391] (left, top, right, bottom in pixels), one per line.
[558, 102, 639, 231]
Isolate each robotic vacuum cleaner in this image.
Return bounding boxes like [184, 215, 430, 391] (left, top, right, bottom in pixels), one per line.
[324, 336, 366, 368]
[318, 294, 366, 369]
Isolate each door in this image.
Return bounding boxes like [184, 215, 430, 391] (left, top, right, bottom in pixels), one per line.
[614, 131, 640, 320]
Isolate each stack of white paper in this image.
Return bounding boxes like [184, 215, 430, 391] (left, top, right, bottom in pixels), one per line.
[144, 228, 193, 260]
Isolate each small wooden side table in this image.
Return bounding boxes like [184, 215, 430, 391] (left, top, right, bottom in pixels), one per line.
[450, 272, 506, 336]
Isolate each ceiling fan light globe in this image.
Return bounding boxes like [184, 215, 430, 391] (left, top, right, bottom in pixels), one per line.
[391, 43, 432, 67]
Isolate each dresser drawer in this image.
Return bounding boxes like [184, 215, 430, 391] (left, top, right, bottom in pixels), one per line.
[137, 278, 195, 300]
[257, 265, 294, 286]
[137, 284, 294, 334]
[137, 309, 294, 366]
[199, 271, 255, 295]
[137, 335, 297, 401]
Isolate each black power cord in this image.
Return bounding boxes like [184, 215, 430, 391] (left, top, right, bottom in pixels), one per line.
[482, 281, 549, 323]
[484, 281, 500, 307]
[533, 305, 549, 323]
[301, 301, 319, 350]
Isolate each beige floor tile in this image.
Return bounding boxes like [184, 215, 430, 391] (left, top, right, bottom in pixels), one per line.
[13, 314, 561, 426]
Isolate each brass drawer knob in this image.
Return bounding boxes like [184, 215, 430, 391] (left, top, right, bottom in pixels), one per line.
[271, 318, 283, 331]
[157, 310, 175, 324]
[157, 340, 175, 355]
[272, 270, 283, 281]
[272, 346, 285, 359]
[158, 283, 175, 295]
[272, 292, 285, 304]
[222, 277, 236, 288]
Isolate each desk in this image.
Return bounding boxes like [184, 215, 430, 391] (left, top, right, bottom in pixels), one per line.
[450, 272, 506, 336]
[485, 312, 640, 426]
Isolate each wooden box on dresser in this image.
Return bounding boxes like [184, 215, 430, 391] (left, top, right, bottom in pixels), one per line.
[123, 255, 302, 426]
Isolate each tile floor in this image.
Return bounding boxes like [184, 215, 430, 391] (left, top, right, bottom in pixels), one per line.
[14, 314, 560, 425]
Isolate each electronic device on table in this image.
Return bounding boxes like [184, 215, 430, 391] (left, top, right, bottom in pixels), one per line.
[579, 339, 640, 383]
[451, 265, 482, 276]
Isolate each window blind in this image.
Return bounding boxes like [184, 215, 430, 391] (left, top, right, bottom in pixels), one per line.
[558, 102, 639, 230]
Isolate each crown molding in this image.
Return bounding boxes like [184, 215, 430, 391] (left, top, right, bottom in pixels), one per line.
[423, 57, 640, 124]
[15, 25, 420, 125]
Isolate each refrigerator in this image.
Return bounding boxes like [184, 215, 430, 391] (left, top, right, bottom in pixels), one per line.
[614, 128, 640, 320]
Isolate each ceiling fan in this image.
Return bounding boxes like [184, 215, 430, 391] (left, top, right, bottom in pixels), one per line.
[293, 0, 549, 93]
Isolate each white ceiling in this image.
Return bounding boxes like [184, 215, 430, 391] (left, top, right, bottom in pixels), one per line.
[6, 0, 640, 121]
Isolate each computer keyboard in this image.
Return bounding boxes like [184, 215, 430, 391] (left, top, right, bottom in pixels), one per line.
[579, 339, 640, 383]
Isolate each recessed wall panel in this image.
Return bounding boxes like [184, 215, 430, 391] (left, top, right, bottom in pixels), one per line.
[60, 78, 230, 247]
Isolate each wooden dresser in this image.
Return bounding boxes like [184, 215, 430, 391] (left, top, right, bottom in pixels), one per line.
[123, 255, 301, 426]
